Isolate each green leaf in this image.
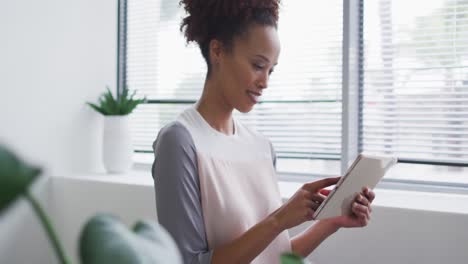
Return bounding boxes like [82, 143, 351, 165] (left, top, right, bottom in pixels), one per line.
[98, 96, 112, 115]
[119, 88, 129, 107]
[103, 87, 119, 114]
[87, 86, 146, 116]
[123, 100, 139, 115]
[80, 214, 182, 264]
[128, 89, 137, 101]
[281, 253, 305, 264]
[0, 145, 41, 212]
[86, 102, 107, 116]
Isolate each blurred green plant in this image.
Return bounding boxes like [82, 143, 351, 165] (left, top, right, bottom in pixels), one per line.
[79, 214, 182, 264]
[0, 145, 70, 264]
[87, 87, 146, 116]
[281, 252, 306, 264]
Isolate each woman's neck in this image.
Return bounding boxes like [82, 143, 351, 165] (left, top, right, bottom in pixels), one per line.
[196, 80, 235, 136]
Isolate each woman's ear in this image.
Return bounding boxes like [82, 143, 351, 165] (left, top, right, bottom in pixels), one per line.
[209, 39, 223, 67]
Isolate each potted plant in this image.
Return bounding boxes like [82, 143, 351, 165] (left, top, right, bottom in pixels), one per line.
[87, 87, 146, 173]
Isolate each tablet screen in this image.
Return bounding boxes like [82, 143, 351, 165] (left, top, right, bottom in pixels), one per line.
[312, 154, 397, 220]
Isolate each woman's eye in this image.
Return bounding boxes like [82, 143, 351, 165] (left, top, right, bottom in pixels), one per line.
[253, 64, 264, 70]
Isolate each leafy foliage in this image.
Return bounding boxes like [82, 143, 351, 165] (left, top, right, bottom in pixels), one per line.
[0, 145, 41, 212]
[0, 144, 70, 264]
[281, 253, 306, 264]
[87, 87, 146, 116]
[79, 214, 182, 264]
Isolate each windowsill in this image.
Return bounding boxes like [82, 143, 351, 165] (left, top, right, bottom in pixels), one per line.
[60, 169, 154, 186]
[58, 166, 468, 216]
[276, 181, 468, 215]
[135, 153, 468, 185]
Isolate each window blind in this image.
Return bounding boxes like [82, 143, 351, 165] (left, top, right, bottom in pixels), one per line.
[125, 0, 343, 160]
[362, 0, 468, 165]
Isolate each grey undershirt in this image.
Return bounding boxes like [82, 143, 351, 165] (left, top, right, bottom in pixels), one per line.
[152, 121, 277, 264]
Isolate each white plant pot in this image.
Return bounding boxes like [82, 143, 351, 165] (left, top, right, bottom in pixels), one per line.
[103, 115, 133, 173]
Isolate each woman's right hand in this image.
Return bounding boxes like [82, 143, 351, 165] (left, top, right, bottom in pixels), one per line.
[271, 177, 340, 231]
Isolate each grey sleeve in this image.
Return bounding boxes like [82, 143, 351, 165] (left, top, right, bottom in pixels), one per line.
[152, 122, 213, 264]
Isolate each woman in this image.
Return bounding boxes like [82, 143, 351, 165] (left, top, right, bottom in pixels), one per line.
[152, 1, 375, 263]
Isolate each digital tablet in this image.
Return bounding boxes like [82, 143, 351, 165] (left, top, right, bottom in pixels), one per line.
[312, 154, 398, 220]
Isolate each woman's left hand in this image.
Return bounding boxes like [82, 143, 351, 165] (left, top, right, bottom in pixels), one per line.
[321, 187, 375, 229]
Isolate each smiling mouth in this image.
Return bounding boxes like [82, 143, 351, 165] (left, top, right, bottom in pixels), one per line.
[246, 90, 262, 104]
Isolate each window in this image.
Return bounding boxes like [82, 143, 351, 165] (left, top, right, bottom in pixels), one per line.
[120, 0, 468, 186]
[362, 0, 468, 184]
[122, 0, 343, 176]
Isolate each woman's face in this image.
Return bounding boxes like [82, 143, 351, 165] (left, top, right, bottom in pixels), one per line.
[215, 24, 281, 113]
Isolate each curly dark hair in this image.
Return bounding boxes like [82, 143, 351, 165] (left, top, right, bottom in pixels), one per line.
[179, 0, 281, 77]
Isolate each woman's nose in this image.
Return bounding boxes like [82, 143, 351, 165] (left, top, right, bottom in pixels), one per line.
[256, 72, 269, 89]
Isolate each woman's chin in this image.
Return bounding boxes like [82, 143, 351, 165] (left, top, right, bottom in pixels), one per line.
[236, 104, 255, 114]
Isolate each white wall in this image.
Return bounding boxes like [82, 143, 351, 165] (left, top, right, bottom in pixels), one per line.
[292, 207, 468, 264]
[0, 0, 117, 176]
